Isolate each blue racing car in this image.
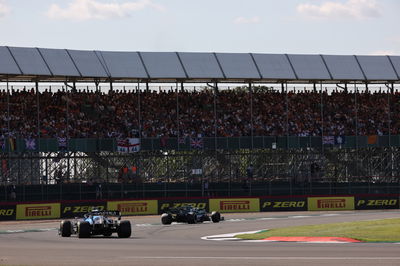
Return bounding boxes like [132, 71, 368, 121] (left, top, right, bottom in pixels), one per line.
[59, 209, 131, 238]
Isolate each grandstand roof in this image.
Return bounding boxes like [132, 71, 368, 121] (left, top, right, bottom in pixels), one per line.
[0, 46, 399, 83]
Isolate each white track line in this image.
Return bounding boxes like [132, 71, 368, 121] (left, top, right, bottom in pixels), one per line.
[201, 230, 265, 241]
[123, 256, 400, 260]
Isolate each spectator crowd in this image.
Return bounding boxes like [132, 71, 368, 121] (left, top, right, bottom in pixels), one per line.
[0, 86, 398, 139]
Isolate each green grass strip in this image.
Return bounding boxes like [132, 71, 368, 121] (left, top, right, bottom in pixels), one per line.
[236, 218, 400, 242]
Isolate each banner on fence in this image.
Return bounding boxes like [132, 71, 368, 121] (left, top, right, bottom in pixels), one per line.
[158, 198, 209, 214]
[0, 204, 16, 221]
[209, 198, 259, 213]
[16, 203, 60, 220]
[260, 197, 307, 212]
[61, 201, 107, 218]
[107, 200, 157, 215]
[355, 196, 399, 210]
[117, 138, 140, 153]
[308, 197, 354, 211]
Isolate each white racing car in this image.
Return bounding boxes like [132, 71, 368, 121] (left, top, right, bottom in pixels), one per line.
[59, 209, 131, 238]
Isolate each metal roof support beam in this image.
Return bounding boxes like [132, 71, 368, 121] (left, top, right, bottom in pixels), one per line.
[176, 82, 180, 151]
[94, 80, 99, 92]
[64, 79, 77, 92]
[387, 56, 400, 80]
[6, 77, 10, 137]
[336, 83, 348, 92]
[35, 80, 40, 139]
[320, 81, 324, 154]
[284, 82, 289, 149]
[249, 82, 254, 151]
[384, 82, 394, 94]
[6, 46, 23, 74]
[214, 82, 218, 151]
[138, 81, 141, 139]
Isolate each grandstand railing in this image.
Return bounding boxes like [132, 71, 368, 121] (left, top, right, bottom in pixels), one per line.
[1, 135, 399, 153]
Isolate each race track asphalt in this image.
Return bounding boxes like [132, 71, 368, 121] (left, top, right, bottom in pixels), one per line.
[0, 210, 399, 266]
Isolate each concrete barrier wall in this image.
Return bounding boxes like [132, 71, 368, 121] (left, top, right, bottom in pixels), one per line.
[1, 194, 399, 221]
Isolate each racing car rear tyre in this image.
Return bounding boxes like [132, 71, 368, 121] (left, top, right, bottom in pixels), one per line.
[117, 220, 131, 238]
[187, 213, 196, 224]
[60, 220, 72, 237]
[161, 213, 173, 225]
[211, 211, 221, 223]
[78, 221, 91, 238]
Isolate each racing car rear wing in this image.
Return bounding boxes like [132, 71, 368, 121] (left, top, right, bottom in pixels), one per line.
[86, 210, 121, 219]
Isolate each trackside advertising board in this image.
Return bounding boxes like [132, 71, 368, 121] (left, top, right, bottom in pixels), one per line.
[158, 198, 209, 214]
[355, 196, 399, 210]
[107, 200, 158, 215]
[308, 197, 354, 211]
[61, 201, 107, 218]
[209, 198, 260, 213]
[16, 203, 60, 220]
[260, 197, 307, 212]
[0, 204, 16, 221]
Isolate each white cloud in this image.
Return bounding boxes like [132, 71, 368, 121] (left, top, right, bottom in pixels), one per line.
[297, 0, 381, 20]
[46, 0, 165, 21]
[0, 0, 10, 18]
[234, 16, 261, 24]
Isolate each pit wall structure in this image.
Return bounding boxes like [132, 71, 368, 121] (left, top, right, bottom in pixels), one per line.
[0, 194, 399, 221]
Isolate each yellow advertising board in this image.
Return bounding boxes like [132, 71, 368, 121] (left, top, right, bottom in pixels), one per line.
[107, 200, 158, 215]
[16, 203, 60, 220]
[209, 198, 260, 213]
[308, 197, 354, 211]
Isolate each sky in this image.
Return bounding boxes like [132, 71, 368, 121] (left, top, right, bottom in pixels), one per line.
[0, 0, 399, 55]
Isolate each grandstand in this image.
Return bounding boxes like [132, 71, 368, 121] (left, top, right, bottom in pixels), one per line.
[0, 46, 400, 201]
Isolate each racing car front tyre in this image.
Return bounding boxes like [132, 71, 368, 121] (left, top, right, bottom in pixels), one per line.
[60, 220, 72, 237]
[211, 211, 221, 223]
[117, 220, 131, 238]
[161, 213, 172, 225]
[77, 221, 91, 238]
